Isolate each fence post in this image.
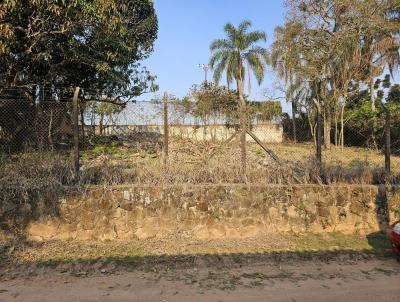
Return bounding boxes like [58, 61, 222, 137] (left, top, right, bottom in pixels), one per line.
[72, 87, 80, 178]
[240, 107, 247, 180]
[163, 91, 169, 167]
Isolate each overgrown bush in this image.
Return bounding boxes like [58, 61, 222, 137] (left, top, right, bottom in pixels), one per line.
[0, 152, 128, 233]
[0, 153, 74, 233]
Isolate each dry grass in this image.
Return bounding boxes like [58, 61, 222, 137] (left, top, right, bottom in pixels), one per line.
[0, 139, 397, 211]
[0, 152, 129, 233]
[264, 142, 399, 171]
[0, 232, 390, 269]
[79, 137, 399, 185]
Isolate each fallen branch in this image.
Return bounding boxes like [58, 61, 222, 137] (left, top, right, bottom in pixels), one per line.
[246, 130, 280, 162]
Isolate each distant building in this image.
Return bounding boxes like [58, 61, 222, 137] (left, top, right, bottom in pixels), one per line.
[95, 122, 283, 143]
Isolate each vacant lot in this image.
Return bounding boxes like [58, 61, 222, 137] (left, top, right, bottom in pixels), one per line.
[78, 137, 400, 185]
[2, 137, 397, 187]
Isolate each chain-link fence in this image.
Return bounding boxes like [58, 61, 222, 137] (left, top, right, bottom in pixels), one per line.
[0, 90, 398, 186]
[0, 99, 74, 153]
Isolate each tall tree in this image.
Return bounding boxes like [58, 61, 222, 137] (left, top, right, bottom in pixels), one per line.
[0, 0, 158, 101]
[271, 21, 311, 143]
[273, 0, 399, 150]
[356, 0, 399, 146]
[209, 20, 268, 177]
[271, 18, 330, 147]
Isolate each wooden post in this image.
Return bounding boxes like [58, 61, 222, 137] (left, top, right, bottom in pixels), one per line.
[163, 91, 169, 167]
[72, 87, 80, 177]
[382, 102, 391, 174]
[240, 106, 247, 179]
[237, 88, 247, 182]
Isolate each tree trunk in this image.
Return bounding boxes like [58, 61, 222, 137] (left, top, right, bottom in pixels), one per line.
[99, 113, 104, 135]
[91, 105, 96, 135]
[334, 105, 338, 147]
[292, 100, 297, 143]
[80, 106, 85, 147]
[37, 86, 44, 150]
[381, 102, 391, 174]
[323, 107, 331, 150]
[316, 108, 322, 173]
[314, 99, 322, 179]
[339, 86, 348, 149]
[313, 123, 317, 146]
[72, 87, 80, 178]
[340, 103, 345, 149]
[339, 91, 347, 149]
[307, 110, 316, 145]
[370, 78, 377, 148]
[370, 78, 376, 111]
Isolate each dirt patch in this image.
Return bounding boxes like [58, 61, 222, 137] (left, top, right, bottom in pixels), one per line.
[0, 232, 398, 301]
[0, 254, 399, 302]
[0, 232, 393, 279]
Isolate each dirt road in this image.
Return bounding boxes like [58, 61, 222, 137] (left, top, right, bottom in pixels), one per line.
[1, 256, 399, 302]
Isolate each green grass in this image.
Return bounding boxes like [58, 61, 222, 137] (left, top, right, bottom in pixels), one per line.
[291, 232, 391, 255]
[81, 145, 134, 160]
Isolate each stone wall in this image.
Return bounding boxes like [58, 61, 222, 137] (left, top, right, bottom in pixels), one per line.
[98, 123, 284, 143]
[27, 185, 400, 241]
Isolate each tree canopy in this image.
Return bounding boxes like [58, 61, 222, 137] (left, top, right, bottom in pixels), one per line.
[271, 0, 399, 148]
[0, 0, 158, 101]
[209, 20, 269, 95]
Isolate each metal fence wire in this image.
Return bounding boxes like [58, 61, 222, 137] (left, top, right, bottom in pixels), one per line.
[0, 92, 398, 185]
[0, 99, 74, 152]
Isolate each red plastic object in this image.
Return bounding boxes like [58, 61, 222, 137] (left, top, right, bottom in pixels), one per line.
[389, 231, 400, 257]
[388, 221, 400, 257]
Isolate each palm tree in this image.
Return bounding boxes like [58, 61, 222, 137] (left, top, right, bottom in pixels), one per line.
[209, 20, 268, 176]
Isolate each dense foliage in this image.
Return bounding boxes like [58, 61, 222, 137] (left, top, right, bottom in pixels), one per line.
[345, 83, 400, 152]
[271, 0, 399, 149]
[0, 0, 158, 98]
[0, 0, 158, 151]
[186, 83, 282, 125]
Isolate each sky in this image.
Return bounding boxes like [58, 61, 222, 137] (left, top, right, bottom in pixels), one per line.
[139, 0, 287, 106]
[139, 0, 399, 113]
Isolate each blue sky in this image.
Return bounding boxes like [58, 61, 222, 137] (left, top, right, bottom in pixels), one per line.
[139, 0, 399, 112]
[140, 0, 286, 104]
